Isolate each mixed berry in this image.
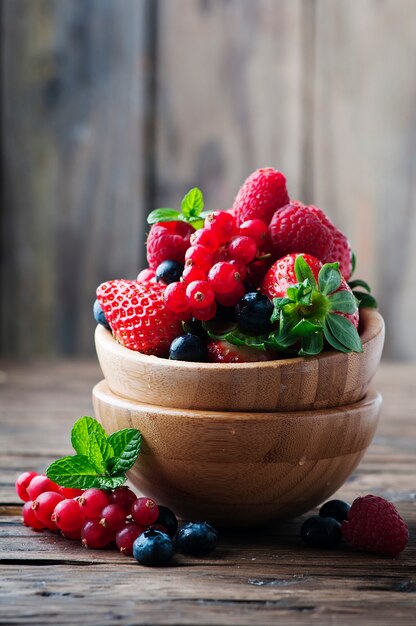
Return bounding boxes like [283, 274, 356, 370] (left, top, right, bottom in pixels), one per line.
[94, 167, 377, 362]
[16, 472, 218, 567]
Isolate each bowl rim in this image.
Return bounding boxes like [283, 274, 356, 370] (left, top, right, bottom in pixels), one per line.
[95, 307, 384, 370]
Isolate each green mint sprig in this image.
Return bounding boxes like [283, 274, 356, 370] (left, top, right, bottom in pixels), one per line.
[147, 187, 209, 230]
[46, 416, 141, 489]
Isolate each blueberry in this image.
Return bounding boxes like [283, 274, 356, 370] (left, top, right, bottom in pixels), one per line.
[301, 516, 341, 549]
[235, 292, 274, 334]
[319, 499, 350, 523]
[93, 299, 111, 330]
[132, 529, 174, 567]
[215, 303, 237, 322]
[155, 505, 178, 538]
[181, 318, 207, 339]
[169, 334, 207, 362]
[175, 521, 218, 556]
[155, 260, 184, 284]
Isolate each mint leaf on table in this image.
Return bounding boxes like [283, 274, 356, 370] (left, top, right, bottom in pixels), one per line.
[46, 416, 141, 490]
[147, 187, 206, 229]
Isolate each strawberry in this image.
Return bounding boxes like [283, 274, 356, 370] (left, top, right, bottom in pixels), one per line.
[207, 340, 277, 363]
[268, 202, 334, 263]
[146, 221, 194, 270]
[232, 168, 290, 226]
[308, 206, 353, 279]
[261, 253, 361, 355]
[96, 280, 182, 356]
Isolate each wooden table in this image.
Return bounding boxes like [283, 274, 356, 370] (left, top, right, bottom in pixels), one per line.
[0, 361, 415, 625]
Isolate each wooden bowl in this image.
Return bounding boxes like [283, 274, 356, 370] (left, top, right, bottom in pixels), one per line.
[93, 381, 382, 527]
[95, 308, 384, 412]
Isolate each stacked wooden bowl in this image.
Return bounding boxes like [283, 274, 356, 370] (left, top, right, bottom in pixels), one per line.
[93, 308, 384, 527]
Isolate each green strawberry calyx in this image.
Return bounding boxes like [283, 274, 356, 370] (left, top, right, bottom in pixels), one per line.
[147, 187, 209, 229]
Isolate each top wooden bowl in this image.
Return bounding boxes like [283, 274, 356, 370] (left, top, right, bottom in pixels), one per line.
[95, 308, 384, 412]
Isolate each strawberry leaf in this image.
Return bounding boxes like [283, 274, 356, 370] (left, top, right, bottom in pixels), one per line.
[328, 290, 358, 314]
[348, 279, 371, 292]
[294, 255, 317, 288]
[323, 321, 351, 353]
[326, 313, 363, 352]
[318, 263, 342, 295]
[353, 291, 378, 309]
[291, 319, 322, 337]
[299, 333, 323, 356]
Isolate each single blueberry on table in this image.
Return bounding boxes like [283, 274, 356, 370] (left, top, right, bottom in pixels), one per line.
[235, 292, 274, 334]
[319, 499, 351, 524]
[93, 299, 111, 330]
[175, 521, 218, 556]
[169, 334, 208, 362]
[132, 529, 174, 567]
[156, 260, 184, 285]
[301, 516, 341, 549]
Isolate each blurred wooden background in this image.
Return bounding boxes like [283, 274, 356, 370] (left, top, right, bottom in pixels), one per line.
[1, 0, 416, 359]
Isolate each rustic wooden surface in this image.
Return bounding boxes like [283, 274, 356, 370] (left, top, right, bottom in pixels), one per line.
[0, 360, 415, 625]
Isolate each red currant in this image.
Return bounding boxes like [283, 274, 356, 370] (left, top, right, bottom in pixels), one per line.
[215, 281, 245, 306]
[185, 280, 215, 310]
[62, 527, 82, 541]
[190, 228, 219, 250]
[16, 472, 38, 502]
[228, 236, 257, 264]
[58, 487, 84, 499]
[239, 219, 268, 246]
[78, 488, 109, 519]
[137, 268, 156, 282]
[27, 475, 59, 501]
[204, 211, 236, 243]
[208, 262, 242, 294]
[164, 281, 189, 314]
[229, 259, 247, 280]
[115, 523, 145, 555]
[99, 504, 127, 532]
[109, 486, 137, 513]
[184, 245, 213, 272]
[131, 497, 159, 526]
[51, 498, 85, 532]
[32, 491, 64, 525]
[81, 519, 112, 549]
[182, 265, 206, 284]
[190, 300, 217, 321]
[22, 501, 44, 530]
[214, 245, 230, 263]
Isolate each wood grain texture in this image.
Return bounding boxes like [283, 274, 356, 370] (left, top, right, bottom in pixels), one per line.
[0, 0, 149, 356]
[0, 360, 415, 625]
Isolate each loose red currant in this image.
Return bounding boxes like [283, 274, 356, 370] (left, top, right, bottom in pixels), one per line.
[184, 245, 213, 272]
[190, 228, 219, 250]
[22, 501, 45, 530]
[190, 300, 217, 321]
[32, 491, 64, 525]
[16, 472, 38, 502]
[163, 281, 189, 314]
[204, 211, 236, 243]
[62, 527, 82, 541]
[131, 497, 159, 526]
[185, 280, 215, 310]
[229, 259, 247, 280]
[215, 281, 245, 306]
[109, 486, 137, 513]
[78, 488, 109, 519]
[239, 219, 268, 246]
[182, 265, 207, 284]
[99, 504, 127, 532]
[137, 268, 156, 282]
[51, 498, 85, 532]
[58, 487, 84, 499]
[228, 236, 257, 264]
[208, 262, 242, 294]
[115, 523, 145, 555]
[27, 475, 59, 501]
[81, 519, 112, 549]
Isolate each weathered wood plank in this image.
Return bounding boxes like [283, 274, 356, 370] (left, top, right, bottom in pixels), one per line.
[1, 0, 149, 356]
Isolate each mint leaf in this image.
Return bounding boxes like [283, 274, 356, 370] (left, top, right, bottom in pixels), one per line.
[294, 255, 317, 288]
[318, 263, 342, 295]
[147, 208, 181, 225]
[299, 333, 323, 356]
[348, 279, 371, 292]
[328, 290, 358, 314]
[107, 429, 142, 474]
[46, 455, 108, 489]
[88, 431, 114, 473]
[181, 188, 204, 218]
[353, 291, 378, 309]
[71, 416, 108, 457]
[326, 313, 363, 352]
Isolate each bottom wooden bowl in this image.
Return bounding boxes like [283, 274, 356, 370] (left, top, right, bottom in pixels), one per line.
[93, 381, 382, 527]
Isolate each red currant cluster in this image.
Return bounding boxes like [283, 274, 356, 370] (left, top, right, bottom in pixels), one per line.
[163, 212, 268, 320]
[16, 471, 175, 554]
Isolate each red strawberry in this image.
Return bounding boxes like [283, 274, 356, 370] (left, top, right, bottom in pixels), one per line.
[96, 280, 182, 356]
[308, 206, 352, 279]
[232, 168, 290, 226]
[146, 221, 194, 270]
[268, 202, 334, 263]
[262, 253, 359, 331]
[207, 340, 277, 363]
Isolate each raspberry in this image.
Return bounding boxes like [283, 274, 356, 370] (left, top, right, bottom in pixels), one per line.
[204, 211, 237, 243]
[146, 221, 193, 270]
[16, 471, 38, 502]
[233, 168, 289, 226]
[268, 202, 333, 261]
[185, 280, 215, 310]
[208, 262, 242, 295]
[190, 300, 217, 321]
[182, 265, 207, 284]
[164, 281, 189, 314]
[228, 236, 257, 264]
[137, 268, 156, 283]
[27, 475, 59, 501]
[52, 499, 85, 532]
[131, 497, 159, 526]
[190, 228, 219, 250]
[185, 245, 213, 272]
[239, 219, 268, 246]
[341, 495, 409, 557]
[78, 488, 109, 519]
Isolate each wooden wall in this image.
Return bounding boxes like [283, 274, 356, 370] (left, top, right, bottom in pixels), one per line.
[1, 0, 416, 359]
